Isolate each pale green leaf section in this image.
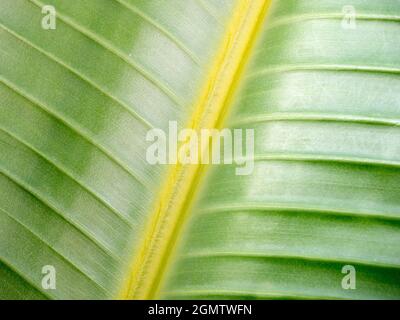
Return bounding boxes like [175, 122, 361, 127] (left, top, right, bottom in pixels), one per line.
[162, 0, 400, 299]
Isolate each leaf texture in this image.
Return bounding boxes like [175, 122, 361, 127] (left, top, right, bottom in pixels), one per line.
[0, 0, 238, 299]
[1, 0, 400, 300]
[161, 0, 400, 299]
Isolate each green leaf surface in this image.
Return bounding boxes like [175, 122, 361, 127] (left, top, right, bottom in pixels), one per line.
[1, 0, 400, 300]
[161, 0, 400, 299]
[0, 0, 237, 299]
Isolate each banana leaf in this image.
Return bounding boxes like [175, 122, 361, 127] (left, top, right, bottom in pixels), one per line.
[0, 0, 399, 299]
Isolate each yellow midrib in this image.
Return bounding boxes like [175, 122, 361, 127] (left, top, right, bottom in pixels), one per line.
[118, 0, 272, 300]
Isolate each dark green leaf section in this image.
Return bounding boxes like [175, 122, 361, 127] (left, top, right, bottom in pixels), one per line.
[162, 0, 400, 299]
[0, 0, 237, 299]
[0, 260, 47, 300]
